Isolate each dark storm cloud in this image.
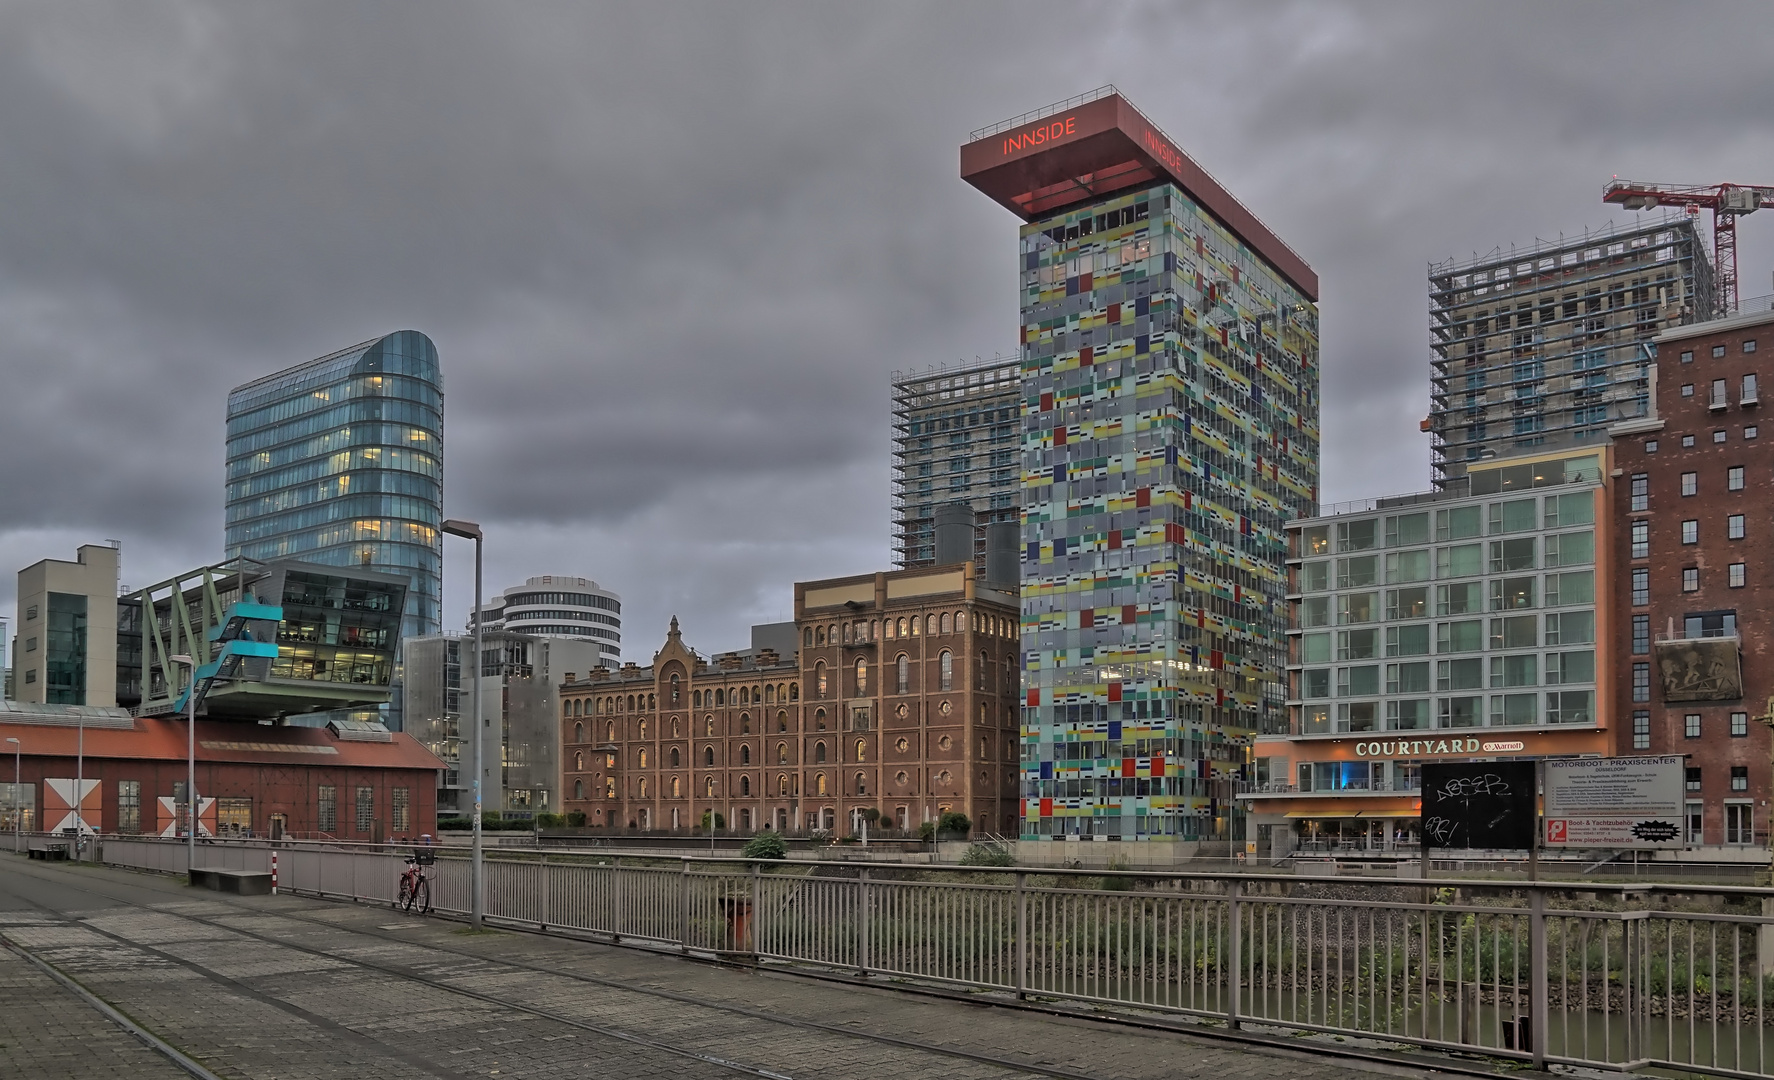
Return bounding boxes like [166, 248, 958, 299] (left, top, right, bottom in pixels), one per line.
[1, 1, 1770, 649]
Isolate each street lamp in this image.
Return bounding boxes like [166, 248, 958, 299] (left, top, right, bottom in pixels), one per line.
[170, 655, 198, 873]
[441, 518, 484, 930]
[6, 737, 19, 854]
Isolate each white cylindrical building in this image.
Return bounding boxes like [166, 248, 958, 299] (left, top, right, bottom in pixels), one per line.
[470, 575, 620, 664]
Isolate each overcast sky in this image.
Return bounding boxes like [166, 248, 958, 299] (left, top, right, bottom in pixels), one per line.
[2, 2, 1771, 662]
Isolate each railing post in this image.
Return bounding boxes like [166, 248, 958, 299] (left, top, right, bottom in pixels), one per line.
[749, 860, 761, 960]
[857, 867, 870, 977]
[1529, 885, 1547, 1069]
[678, 858, 690, 955]
[1014, 871, 1028, 1000]
[1226, 878, 1242, 1031]
[540, 854, 550, 931]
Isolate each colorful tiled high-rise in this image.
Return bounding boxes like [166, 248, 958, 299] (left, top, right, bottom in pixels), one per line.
[963, 89, 1320, 841]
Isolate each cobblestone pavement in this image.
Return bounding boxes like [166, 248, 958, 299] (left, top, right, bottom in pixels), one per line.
[0, 857, 1453, 1080]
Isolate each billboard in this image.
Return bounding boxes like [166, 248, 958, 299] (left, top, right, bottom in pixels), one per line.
[1544, 756, 1684, 849]
[1420, 760, 1537, 851]
[1656, 638, 1743, 703]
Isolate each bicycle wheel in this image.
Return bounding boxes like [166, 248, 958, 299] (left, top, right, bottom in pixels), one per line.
[398, 876, 413, 911]
[413, 877, 430, 915]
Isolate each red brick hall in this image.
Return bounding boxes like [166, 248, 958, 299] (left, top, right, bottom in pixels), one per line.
[0, 701, 444, 841]
[1609, 303, 1774, 853]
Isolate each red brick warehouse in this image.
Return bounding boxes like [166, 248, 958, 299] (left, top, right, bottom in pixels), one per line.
[1610, 304, 1774, 849]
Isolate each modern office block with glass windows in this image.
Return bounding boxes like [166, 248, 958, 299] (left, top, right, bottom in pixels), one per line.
[1240, 449, 1615, 853]
[963, 90, 1321, 841]
[224, 331, 443, 644]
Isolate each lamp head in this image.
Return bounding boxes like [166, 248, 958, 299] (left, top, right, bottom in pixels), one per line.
[441, 519, 483, 541]
[170, 654, 194, 668]
[4, 738, 16, 746]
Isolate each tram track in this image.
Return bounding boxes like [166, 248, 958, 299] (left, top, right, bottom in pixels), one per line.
[2, 859, 1127, 1080]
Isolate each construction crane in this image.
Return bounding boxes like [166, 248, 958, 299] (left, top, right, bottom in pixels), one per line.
[1604, 179, 1774, 316]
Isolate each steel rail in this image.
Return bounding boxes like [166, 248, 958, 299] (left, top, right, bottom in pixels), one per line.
[7, 860, 1122, 1080]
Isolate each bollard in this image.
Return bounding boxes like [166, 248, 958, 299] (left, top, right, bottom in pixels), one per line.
[271, 850, 279, 895]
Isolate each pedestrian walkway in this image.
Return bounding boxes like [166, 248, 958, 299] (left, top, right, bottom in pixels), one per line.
[1, 856, 1465, 1080]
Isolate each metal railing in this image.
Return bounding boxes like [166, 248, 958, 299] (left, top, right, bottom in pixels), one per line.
[80, 835, 1774, 1077]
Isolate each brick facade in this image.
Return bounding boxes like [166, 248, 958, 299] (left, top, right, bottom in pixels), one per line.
[1610, 307, 1774, 849]
[559, 564, 1020, 836]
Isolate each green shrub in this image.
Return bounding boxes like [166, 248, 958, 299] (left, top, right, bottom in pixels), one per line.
[936, 811, 972, 838]
[742, 831, 788, 860]
[959, 844, 1015, 867]
[700, 810, 727, 830]
[535, 812, 565, 829]
[565, 810, 586, 828]
[438, 817, 471, 831]
[917, 821, 936, 842]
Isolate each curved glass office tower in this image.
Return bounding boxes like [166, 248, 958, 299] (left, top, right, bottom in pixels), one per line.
[225, 331, 444, 651]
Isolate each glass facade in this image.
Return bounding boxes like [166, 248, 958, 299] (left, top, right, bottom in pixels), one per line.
[225, 331, 443, 642]
[891, 356, 1022, 568]
[1287, 453, 1603, 777]
[1428, 217, 1711, 484]
[1018, 184, 1320, 840]
[44, 592, 88, 705]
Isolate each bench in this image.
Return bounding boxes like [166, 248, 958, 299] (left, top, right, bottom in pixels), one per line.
[27, 841, 70, 861]
[188, 867, 273, 895]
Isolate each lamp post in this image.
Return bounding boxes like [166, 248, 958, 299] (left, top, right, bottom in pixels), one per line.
[441, 519, 484, 930]
[170, 654, 197, 872]
[6, 737, 19, 854]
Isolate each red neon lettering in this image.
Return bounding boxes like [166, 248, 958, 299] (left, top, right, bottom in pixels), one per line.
[1141, 128, 1183, 173]
[1002, 115, 1077, 156]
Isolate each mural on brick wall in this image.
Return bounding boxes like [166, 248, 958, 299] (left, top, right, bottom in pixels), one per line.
[1657, 639, 1743, 702]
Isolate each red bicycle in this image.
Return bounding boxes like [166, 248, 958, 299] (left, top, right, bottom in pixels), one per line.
[396, 848, 435, 914]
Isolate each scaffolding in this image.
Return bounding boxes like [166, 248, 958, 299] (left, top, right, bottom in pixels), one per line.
[890, 354, 1021, 569]
[1426, 213, 1714, 485]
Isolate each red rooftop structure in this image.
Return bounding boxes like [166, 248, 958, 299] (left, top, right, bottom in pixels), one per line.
[960, 87, 1317, 302]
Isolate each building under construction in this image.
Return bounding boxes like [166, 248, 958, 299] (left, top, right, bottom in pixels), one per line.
[1427, 214, 1713, 485]
[890, 355, 1020, 570]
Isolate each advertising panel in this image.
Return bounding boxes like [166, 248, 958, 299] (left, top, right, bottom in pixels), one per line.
[1420, 760, 1536, 851]
[1544, 756, 1684, 849]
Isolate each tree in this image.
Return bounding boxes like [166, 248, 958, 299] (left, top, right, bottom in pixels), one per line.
[742, 831, 787, 860]
[937, 811, 972, 838]
[699, 810, 727, 831]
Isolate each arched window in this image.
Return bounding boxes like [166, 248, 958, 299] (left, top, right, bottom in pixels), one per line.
[816, 774, 828, 796]
[639, 719, 649, 739]
[740, 775, 751, 796]
[842, 623, 851, 644]
[693, 689, 702, 708]
[606, 721, 615, 741]
[939, 650, 953, 691]
[854, 738, 866, 761]
[885, 619, 896, 639]
[715, 688, 725, 706]
[740, 686, 750, 705]
[670, 673, 680, 703]
[740, 745, 751, 765]
[816, 627, 826, 645]
[828, 623, 838, 644]
[815, 708, 827, 730]
[897, 617, 907, 637]
[573, 698, 582, 716]
[855, 772, 866, 795]
[574, 779, 584, 799]
[896, 654, 909, 695]
[741, 713, 752, 734]
[638, 777, 649, 798]
[704, 745, 715, 766]
[638, 748, 649, 768]
[815, 742, 827, 763]
[671, 776, 681, 797]
[909, 616, 919, 637]
[705, 715, 715, 736]
[815, 662, 828, 698]
[979, 650, 988, 690]
[981, 736, 989, 757]
[871, 620, 880, 641]
[627, 694, 635, 711]
[776, 710, 787, 732]
[940, 613, 951, 634]
[777, 742, 788, 764]
[671, 717, 680, 738]
[926, 614, 937, 635]
[778, 774, 790, 796]
[648, 693, 656, 710]
[954, 610, 965, 632]
[803, 627, 814, 647]
[670, 747, 681, 768]
[573, 722, 584, 743]
[788, 683, 799, 701]
[563, 701, 572, 720]
[704, 777, 716, 797]
[855, 658, 868, 695]
[574, 751, 584, 771]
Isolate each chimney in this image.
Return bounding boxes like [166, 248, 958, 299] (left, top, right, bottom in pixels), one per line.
[933, 501, 974, 567]
[984, 521, 1018, 589]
